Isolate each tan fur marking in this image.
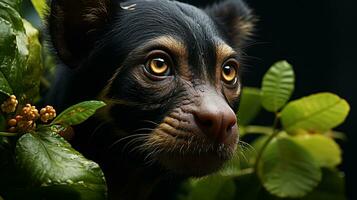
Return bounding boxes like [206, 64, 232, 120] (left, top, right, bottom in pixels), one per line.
[215, 42, 236, 67]
[215, 42, 237, 84]
[215, 42, 241, 99]
[100, 36, 189, 102]
[153, 36, 190, 79]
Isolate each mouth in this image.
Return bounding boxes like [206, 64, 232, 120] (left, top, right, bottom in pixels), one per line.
[143, 123, 239, 176]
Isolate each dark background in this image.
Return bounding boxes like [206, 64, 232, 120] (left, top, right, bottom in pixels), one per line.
[23, 0, 357, 199]
[183, 0, 357, 199]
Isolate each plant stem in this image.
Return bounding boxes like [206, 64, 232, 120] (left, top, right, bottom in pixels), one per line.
[254, 114, 281, 171]
[222, 168, 255, 179]
[0, 132, 18, 137]
[244, 125, 274, 135]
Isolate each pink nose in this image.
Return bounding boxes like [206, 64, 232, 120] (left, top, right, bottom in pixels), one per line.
[194, 92, 237, 143]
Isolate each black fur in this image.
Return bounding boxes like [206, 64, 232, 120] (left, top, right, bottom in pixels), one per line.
[46, 0, 254, 199]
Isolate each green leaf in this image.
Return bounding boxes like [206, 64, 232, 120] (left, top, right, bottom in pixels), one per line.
[0, 0, 28, 101]
[293, 134, 342, 168]
[0, 71, 12, 98]
[31, 0, 48, 20]
[0, 0, 21, 11]
[180, 176, 236, 200]
[261, 61, 295, 112]
[302, 169, 346, 200]
[52, 101, 106, 126]
[281, 93, 350, 134]
[258, 137, 322, 198]
[0, 0, 44, 104]
[238, 87, 261, 125]
[15, 126, 107, 200]
[21, 19, 43, 102]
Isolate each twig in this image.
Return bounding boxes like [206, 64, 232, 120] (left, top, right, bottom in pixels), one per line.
[254, 114, 281, 171]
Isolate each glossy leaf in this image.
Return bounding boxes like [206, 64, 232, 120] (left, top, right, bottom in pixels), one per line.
[293, 134, 342, 168]
[15, 126, 107, 199]
[0, 0, 43, 103]
[52, 101, 106, 126]
[238, 87, 261, 125]
[21, 20, 43, 102]
[258, 137, 322, 198]
[261, 61, 295, 112]
[0, 0, 21, 11]
[0, 71, 12, 98]
[281, 93, 350, 134]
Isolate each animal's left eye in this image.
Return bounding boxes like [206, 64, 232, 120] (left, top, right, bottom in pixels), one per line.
[221, 59, 239, 85]
[147, 58, 169, 75]
[144, 51, 172, 78]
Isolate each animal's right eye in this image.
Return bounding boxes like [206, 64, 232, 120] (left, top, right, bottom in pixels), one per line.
[221, 59, 239, 87]
[144, 50, 172, 78]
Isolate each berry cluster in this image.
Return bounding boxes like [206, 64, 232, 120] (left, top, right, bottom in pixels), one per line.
[1, 95, 57, 133]
[1, 95, 18, 113]
[7, 104, 39, 133]
[40, 106, 57, 123]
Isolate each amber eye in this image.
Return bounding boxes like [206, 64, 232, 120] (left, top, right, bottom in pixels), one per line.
[221, 60, 239, 85]
[145, 57, 170, 76]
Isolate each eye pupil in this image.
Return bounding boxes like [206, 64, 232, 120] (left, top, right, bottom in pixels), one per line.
[223, 66, 232, 75]
[153, 58, 165, 68]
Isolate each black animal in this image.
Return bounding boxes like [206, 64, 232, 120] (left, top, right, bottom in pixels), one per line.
[47, 0, 255, 199]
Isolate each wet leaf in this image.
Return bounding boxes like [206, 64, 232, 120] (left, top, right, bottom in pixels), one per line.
[15, 126, 107, 199]
[52, 101, 106, 127]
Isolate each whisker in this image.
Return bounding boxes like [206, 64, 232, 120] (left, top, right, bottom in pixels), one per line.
[123, 135, 150, 153]
[109, 133, 150, 150]
[140, 120, 160, 127]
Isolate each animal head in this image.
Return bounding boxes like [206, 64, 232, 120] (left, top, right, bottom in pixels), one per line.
[49, 0, 255, 176]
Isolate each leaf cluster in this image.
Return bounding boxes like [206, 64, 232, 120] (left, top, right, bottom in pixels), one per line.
[1, 1, 107, 199]
[179, 61, 349, 200]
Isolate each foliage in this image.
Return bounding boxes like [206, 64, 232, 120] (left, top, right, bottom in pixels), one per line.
[0, 0, 107, 199]
[0, 0, 350, 199]
[179, 60, 349, 200]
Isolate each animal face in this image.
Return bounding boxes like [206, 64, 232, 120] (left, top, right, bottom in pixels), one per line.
[49, 0, 254, 176]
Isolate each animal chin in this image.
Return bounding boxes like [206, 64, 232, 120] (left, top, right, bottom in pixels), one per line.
[143, 124, 238, 177]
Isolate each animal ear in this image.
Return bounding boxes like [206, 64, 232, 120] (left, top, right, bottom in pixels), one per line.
[48, 0, 113, 68]
[205, 0, 256, 47]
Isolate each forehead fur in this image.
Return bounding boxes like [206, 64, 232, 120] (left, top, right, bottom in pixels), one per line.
[91, 0, 236, 78]
[97, 1, 217, 52]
